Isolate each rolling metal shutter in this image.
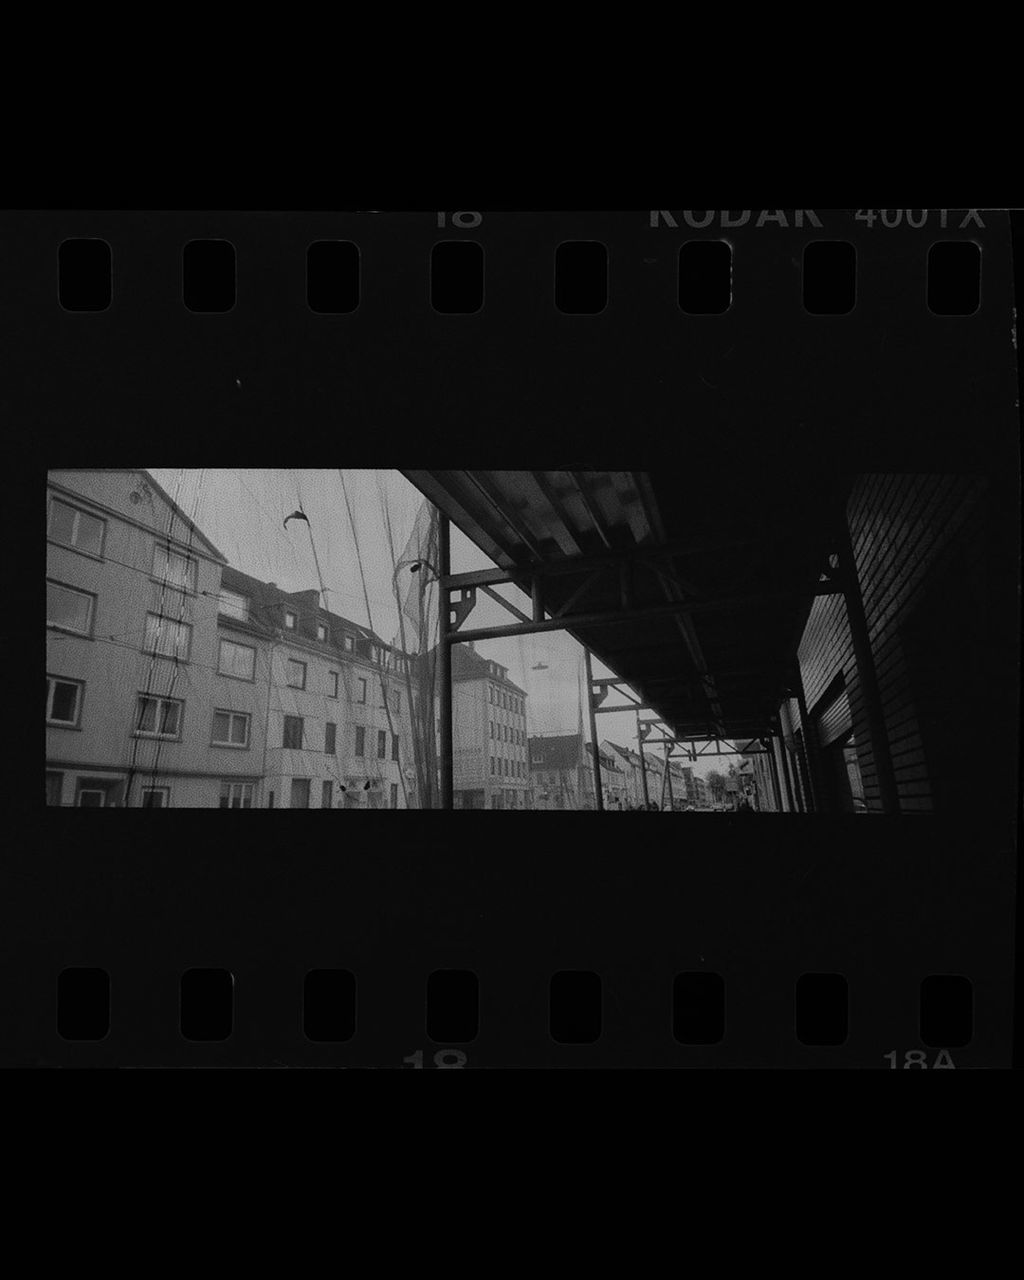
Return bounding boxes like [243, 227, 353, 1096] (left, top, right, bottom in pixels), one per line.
[816, 686, 853, 748]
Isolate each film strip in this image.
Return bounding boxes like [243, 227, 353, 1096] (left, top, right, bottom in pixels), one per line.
[12, 209, 1021, 1068]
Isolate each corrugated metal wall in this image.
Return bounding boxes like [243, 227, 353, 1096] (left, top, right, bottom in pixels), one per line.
[793, 475, 988, 813]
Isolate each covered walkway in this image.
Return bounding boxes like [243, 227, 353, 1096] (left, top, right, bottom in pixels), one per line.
[403, 468, 905, 813]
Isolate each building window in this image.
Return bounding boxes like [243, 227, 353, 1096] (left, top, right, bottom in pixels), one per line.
[212, 709, 250, 747]
[322, 780, 333, 809]
[48, 496, 105, 557]
[328, 671, 339, 698]
[219, 589, 249, 621]
[220, 781, 254, 809]
[46, 771, 63, 806]
[140, 787, 169, 808]
[46, 675, 84, 727]
[391, 733, 400, 761]
[218, 637, 255, 680]
[145, 613, 192, 661]
[283, 715, 304, 749]
[316, 623, 328, 642]
[490, 757, 495, 775]
[355, 725, 365, 757]
[343, 635, 354, 652]
[153, 544, 197, 593]
[325, 722, 336, 754]
[46, 580, 95, 635]
[357, 677, 367, 704]
[286, 658, 307, 690]
[392, 689, 401, 713]
[377, 729, 387, 759]
[390, 782, 398, 809]
[135, 694, 183, 739]
[284, 611, 297, 629]
[291, 778, 310, 808]
[489, 722, 494, 739]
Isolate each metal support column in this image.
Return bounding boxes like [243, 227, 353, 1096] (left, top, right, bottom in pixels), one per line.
[767, 736, 784, 813]
[791, 667, 819, 813]
[664, 745, 675, 811]
[837, 521, 900, 814]
[584, 648, 604, 812]
[438, 514, 453, 810]
[636, 712, 650, 809]
[778, 730, 798, 812]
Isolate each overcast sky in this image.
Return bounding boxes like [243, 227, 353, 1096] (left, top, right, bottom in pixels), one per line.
[147, 469, 734, 779]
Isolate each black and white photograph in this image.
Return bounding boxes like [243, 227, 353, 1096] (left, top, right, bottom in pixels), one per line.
[12, 209, 1024, 1067]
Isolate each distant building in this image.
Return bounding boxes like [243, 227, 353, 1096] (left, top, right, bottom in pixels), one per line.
[603, 741, 649, 808]
[450, 643, 528, 810]
[597, 744, 626, 809]
[529, 732, 592, 810]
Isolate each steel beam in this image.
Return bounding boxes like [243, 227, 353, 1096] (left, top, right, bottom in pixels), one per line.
[584, 648, 604, 811]
[637, 711, 651, 808]
[553, 567, 605, 619]
[440, 546, 846, 592]
[479, 583, 531, 625]
[439, 515, 453, 809]
[443, 587, 837, 646]
[460, 471, 548, 560]
[529, 471, 585, 554]
[570, 472, 613, 549]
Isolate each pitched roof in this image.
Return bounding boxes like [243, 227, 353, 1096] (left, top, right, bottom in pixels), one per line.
[48, 468, 228, 563]
[138, 470, 228, 563]
[220, 565, 398, 658]
[450, 643, 527, 695]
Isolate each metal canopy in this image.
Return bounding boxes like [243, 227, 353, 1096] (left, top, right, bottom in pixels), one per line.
[402, 469, 851, 742]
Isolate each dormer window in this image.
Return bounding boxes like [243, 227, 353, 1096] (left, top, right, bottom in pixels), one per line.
[343, 635, 354, 652]
[284, 611, 297, 629]
[316, 623, 327, 642]
[219, 589, 249, 621]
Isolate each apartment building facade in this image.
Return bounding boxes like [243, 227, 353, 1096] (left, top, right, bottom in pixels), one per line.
[450, 644, 529, 809]
[216, 569, 415, 809]
[47, 471, 419, 808]
[46, 469, 259, 807]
